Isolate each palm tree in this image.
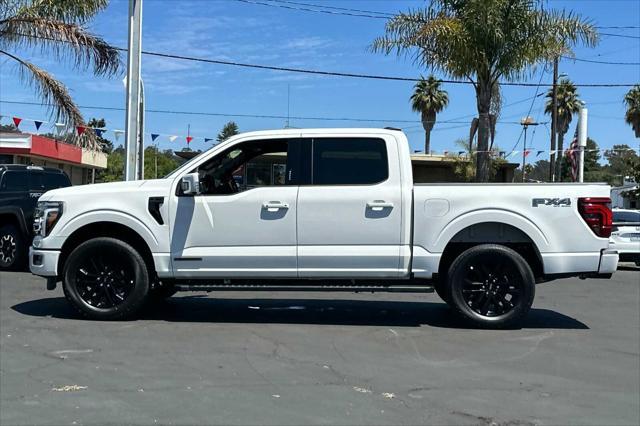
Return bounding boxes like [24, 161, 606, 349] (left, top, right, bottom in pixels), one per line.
[372, 0, 597, 182]
[0, 0, 121, 148]
[411, 76, 448, 153]
[545, 78, 581, 181]
[624, 85, 640, 138]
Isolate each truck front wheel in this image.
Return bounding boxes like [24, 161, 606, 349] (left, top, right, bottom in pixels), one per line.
[447, 244, 535, 329]
[62, 237, 150, 320]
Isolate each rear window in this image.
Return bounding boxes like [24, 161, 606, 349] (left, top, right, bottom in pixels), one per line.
[613, 211, 640, 223]
[312, 138, 388, 185]
[0, 171, 28, 192]
[44, 172, 70, 190]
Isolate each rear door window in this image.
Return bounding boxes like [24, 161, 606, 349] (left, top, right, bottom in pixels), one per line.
[311, 138, 388, 185]
[613, 211, 640, 223]
[44, 172, 70, 190]
[0, 171, 28, 192]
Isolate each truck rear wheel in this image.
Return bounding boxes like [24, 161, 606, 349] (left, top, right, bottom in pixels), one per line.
[447, 244, 535, 329]
[62, 237, 149, 320]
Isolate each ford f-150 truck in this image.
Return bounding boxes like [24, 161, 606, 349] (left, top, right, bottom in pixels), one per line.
[29, 128, 618, 327]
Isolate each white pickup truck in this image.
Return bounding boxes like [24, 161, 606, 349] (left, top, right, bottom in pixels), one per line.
[29, 128, 618, 327]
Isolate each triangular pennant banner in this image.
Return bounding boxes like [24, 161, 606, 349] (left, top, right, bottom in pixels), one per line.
[34, 121, 43, 131]
[12, 117, 22, 128]
[499, 151, 506, 158]
[76, 126, 86, 136]
[204, 138, 213, 143]
[113, 130, 124, 142]
[523, 150, 531, 158]
[95, 128, 105, 138]
[443, 151, 449, 156]
[458, 151, 466, 156]
[168, 135, 177, 142]
[54, 123, 65, 134]
[536, 150, 544, 157]
[186, 136, 193, 144]
[151, 134, 159, 142]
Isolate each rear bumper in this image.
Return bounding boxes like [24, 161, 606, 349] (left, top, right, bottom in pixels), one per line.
[29, 247, 60, 278]
[598, 249, 619, 274]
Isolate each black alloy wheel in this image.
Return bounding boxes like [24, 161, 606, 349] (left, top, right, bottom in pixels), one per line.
[448, 244, 535, 328]
[63, 237, 149, 320]
[0, 224, 24, 270]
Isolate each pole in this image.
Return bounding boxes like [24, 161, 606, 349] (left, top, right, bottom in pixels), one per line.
[522, 125, 528, 182]
[578, 105, 588, 183]
[137, 79, 145, 180]
[549, 57, 558, 182]
[124, 0, 143, 181]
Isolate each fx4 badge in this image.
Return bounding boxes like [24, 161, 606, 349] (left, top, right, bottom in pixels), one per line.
[532, 198, 571, 207]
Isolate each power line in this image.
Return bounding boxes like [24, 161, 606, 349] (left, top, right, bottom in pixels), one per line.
[600, 32, 640, 39]
[6, 31, 638, 88]
[233, 0, 388, 19]
[270, 0, 393, 17]
[561, 56, 640, 65]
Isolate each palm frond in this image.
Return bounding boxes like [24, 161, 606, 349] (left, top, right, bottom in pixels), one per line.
[7, 0, 109, 24]
[1, 49, 98, 149]
[0, 17, 121, 75]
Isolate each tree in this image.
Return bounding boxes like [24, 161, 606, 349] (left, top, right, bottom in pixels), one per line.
[0, 0, 121, 149]
[87, 118, 113, 153]
[217, 121, 239, 143]
[372, 0, 597, 182]
[545, 78, 581, 181]
[410, 75, 449, 153]
[624, 85, 640, 138]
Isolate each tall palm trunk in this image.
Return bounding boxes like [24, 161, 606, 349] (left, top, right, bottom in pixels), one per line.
[422, 111, 436, 154]
[475, 82, 492, 182]
[556, 131, 566, 181]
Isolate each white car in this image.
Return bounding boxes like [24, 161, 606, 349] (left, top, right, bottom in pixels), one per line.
[28, 128, 618, 328]
[610, 209, 640, 266]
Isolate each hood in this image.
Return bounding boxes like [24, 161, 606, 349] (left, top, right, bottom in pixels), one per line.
[40, 179, 163, 201]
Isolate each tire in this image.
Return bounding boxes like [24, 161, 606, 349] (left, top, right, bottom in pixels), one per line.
[0, 224, 25, 271]
[447, 244, 535, 329]
[62, 237, 149, 320]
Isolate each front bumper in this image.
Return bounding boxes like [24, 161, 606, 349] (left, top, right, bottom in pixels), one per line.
[29, 247, 60, 278]
[598, 249, 619, 274]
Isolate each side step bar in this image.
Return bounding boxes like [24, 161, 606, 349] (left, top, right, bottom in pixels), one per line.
[174, 283, 434, 294]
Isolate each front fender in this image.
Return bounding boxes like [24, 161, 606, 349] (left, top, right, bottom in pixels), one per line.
[56, 210, 160, 252]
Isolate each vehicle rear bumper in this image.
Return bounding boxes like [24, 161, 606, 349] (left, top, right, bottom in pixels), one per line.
[29, 247, 60, 277]
[598, 249, 619, 274]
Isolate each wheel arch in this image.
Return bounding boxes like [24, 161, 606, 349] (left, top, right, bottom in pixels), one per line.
[437, 221, 545, 281]
[0, 207, 28, 237]
[58, 221, 156, 277]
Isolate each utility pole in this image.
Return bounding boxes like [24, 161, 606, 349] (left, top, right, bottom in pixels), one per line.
[577, 104, 588, 183]
[549, 57, 558, 182]
[520, 116, 539, 182]
[124, 0, 143, 181]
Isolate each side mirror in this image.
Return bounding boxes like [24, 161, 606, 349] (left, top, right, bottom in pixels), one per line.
[181, 173, 200, 195]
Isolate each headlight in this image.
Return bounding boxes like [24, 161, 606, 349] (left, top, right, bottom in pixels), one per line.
[33, 201, 63, 237]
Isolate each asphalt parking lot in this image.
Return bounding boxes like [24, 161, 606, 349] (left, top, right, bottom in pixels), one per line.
[0, 267, 638, 426]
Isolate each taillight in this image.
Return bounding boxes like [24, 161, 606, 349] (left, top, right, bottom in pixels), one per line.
[578, 197, 612, 238]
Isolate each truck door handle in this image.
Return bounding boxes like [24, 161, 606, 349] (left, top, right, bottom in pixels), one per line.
[263, 201, 289, 212]
[367, 201, 394, 211]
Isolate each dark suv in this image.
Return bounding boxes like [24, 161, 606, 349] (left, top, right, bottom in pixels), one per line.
[0, 165, 71, 270]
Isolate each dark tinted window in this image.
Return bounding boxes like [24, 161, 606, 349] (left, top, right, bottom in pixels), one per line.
[613, 211, 640, 223]
[312, 138, 388, 185]
[29, 172, 45, 191]
[0, 171, 28, 191]
[44, 172, 70, 190]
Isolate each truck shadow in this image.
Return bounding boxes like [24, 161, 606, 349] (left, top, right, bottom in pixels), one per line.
[12, 296, 589, 330]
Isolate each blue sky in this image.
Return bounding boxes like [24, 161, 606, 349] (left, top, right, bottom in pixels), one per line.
[1, 0, 639, 163]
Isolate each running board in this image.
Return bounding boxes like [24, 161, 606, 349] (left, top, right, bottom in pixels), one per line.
[174, 283, 434, 293]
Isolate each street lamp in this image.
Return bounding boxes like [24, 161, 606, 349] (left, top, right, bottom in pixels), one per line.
[520, 116, 539, 182]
